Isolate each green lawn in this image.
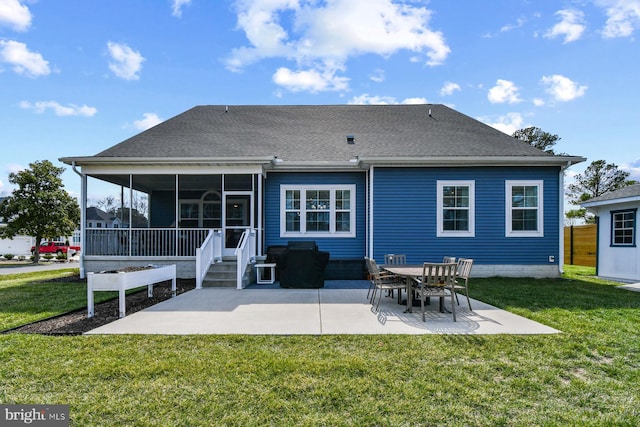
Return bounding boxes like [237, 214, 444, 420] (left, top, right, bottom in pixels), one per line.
[1, 267, 639, 426]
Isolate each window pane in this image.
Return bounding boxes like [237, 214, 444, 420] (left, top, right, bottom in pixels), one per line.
[285, 190, 300, 210]
[286, 212, 300, 232]
[335, 212, 351, 232]
[306, 190, 330, 210]
[512, 209, 537, 231]
[443, 209, 469, 231]
[336, 190, 350, 210]
[306, 212, 329, 232]
[443, 186, 469, 208]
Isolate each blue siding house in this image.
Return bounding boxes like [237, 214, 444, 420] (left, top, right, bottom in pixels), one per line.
[61, 104, 584, 281]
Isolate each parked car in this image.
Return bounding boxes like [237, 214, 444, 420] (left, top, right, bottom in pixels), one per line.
[31, 241, 81, 256]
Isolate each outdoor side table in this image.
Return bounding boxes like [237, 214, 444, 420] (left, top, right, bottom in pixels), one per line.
[255, 263, 277, 284]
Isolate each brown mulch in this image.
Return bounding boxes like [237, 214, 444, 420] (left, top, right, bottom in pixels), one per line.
[5, 275, 196, 336]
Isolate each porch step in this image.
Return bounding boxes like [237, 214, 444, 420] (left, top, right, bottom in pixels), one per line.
[202, 261, 237, 287]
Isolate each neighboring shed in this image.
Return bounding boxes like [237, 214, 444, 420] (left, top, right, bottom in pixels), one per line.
[581, 184, 640, 282]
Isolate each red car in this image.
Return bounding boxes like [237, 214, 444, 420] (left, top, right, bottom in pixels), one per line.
[31, 241, 81, 256]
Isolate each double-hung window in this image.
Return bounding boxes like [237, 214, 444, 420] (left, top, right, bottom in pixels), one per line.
[611, 209, 636, 246]
[506, 180, 544, 237]
[281, 185, 355, 238]
[437, 180, 475, 237]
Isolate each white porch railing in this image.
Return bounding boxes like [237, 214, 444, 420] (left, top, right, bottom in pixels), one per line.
[85, 228, 212, 257]
[235, 229, 257, 289]
[195, 230, 223, 289]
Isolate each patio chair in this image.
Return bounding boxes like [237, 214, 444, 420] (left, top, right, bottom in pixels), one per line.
[442, 256, 456, 264]
[453, 258, 474, 310]
[383, 254, 407, 298]
[384, 253, 407, 265]
[412, 262, 458, 322]
[369, 259, 406, 312]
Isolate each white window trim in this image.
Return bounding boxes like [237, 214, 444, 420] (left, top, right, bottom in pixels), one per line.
[280, 184, 356, 238]
[505, 180, 544, 238]
[437, 180, 475, 237]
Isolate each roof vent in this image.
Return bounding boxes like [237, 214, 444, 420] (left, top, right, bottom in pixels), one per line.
[346, 135, 355, 144]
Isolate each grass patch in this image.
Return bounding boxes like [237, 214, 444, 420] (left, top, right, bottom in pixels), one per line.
[1, 266, 640, 425]
[0, 268, 116, 331]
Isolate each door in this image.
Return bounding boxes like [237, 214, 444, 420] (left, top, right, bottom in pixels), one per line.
[223, 193, 253, 257]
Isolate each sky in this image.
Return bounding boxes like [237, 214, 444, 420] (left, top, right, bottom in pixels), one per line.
[1, 0, 639, 203]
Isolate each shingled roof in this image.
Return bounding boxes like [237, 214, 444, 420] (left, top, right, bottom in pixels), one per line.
[62, 104, 584, 167]
[581, 184, 640, 206]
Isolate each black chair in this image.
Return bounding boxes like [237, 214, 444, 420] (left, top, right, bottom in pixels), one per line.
[278, 241, 329, 288]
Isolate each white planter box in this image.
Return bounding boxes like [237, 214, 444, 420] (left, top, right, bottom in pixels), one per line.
[87, 265, 176, 318]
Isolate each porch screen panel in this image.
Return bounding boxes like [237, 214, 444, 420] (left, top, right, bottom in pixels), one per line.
[178, 175, 222, 229]
[85, 174, 130, 256]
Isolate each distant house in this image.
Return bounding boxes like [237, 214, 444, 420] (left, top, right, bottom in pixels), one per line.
[0, 197, 33, 256]
[86, 206, 123, 229]
[581, 184, 640, 282]
[60, 104, 584, 285]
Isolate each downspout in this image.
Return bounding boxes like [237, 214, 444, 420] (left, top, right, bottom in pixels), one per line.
[558, 161, 571, 275]
[368, 166, 375, 260]
[257, 172, 263, 257]
[71, 162, 86, 279]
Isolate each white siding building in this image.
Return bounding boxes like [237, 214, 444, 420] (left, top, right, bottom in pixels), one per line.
[582, 184, 640, 283]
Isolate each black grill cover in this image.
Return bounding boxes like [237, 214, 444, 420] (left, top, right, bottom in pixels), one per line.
[279, 245, 329, 289]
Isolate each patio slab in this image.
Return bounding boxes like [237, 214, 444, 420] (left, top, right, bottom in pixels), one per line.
[86, 282, 559, 335]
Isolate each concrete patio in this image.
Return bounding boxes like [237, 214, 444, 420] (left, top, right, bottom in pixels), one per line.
[85, 281, 560, 335]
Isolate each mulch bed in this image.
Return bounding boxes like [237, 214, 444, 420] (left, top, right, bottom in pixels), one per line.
[4, 275, 196, 336]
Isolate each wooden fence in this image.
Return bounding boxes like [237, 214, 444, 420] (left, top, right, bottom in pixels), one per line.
[564, 224, 597, 267]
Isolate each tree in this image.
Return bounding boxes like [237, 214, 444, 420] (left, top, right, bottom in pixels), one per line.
[565, 208, 595, 225]
[512, 126, 560, 154]
[565, 160, 636, 224]
[567, 160, 635, 204]
[0, 160, 80, 263]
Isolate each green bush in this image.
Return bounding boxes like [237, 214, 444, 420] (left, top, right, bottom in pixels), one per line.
[3, 254, 15, 260]
[56, 253, 67, 260]
[42, 254, 54, 261]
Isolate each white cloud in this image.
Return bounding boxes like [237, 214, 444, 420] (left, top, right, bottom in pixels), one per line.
[541, 74, 587, 102]
[272, 66, 349, 92]
[0, 40, 50, 77]
[348, 94, 427, 104]
[487, 79, 522, 104]
[107, 41, 145, 80]
[596, 0, 640, 38]
[621, 159, 640, 181]
[0, 0, 32, 31]
[133, 113, 163, 130]
[533, 98, 545, 106]
[500, 16, 526, 33]
[544, 9, 586, 43]
[226, 0, 450, 93]
[19, 100, 97, 117]
[480, 112, 525, 136]
[440, 81, 461, 96]
[171, 0, 192, 17]
[370, 68, 385, 83]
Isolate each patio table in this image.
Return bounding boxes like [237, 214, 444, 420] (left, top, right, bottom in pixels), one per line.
[381, 264, 448, 313]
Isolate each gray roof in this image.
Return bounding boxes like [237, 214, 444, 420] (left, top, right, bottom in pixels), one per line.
[581, 184, 640, 206]
[62, 104, 584, 167]
[86, 207, 116, 222]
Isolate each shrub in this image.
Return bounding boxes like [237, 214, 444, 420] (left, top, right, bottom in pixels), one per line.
[3, 254, 15, 260]
[43, 254, 54, 261]
[56, 253, 67, 260]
